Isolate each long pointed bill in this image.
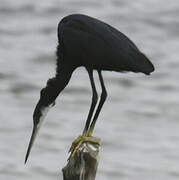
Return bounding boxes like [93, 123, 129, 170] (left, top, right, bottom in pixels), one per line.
[25, 73, 73, 164]
[25, 105, 53, 164]
[25, 125, 39, 164]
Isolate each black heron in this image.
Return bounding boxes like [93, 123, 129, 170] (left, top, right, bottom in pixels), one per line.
[25, 14, 154, 163]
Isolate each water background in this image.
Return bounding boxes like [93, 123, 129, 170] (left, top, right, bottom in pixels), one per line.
[1, 0, 179, 179]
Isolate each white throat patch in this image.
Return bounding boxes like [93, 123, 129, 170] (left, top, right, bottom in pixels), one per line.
[37, 104, 54, 129]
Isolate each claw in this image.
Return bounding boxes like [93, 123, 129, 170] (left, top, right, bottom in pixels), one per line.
[68, 135, 100, 161]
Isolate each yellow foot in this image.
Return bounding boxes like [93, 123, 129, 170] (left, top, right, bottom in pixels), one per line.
[68, 135, 100, 160]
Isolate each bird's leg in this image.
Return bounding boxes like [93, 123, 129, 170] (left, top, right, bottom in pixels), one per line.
[83, 68, 98, 135]
[86, 70, 107, 137]
[68, 69, 99, 159]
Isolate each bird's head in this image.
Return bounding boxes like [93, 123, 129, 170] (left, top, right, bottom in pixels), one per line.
[25, 71, 73, 163]
[32, 66, 74, 127]
[33, 78, 59, 126]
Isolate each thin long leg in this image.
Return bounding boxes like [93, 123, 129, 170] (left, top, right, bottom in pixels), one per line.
[83, 68, 98, 135]
[87, 70, 107, 136]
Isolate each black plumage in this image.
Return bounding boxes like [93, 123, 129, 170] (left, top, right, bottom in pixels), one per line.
[25, 14, 154, 163]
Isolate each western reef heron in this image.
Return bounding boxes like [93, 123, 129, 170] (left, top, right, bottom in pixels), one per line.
[25, 14, 154, 163]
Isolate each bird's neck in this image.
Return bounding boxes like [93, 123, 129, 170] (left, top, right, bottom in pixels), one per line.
[55, 64, 75, 92]
[40, 64, 75, 106]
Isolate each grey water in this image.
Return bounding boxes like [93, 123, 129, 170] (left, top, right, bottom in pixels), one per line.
[0, 0, 179, 179]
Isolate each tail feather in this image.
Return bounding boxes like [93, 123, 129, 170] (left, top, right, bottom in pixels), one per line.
[139, 53, 155, 75]
[129, 51, 155, 75]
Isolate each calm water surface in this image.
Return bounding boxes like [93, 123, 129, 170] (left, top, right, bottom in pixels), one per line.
[0, 0, 179, 179]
